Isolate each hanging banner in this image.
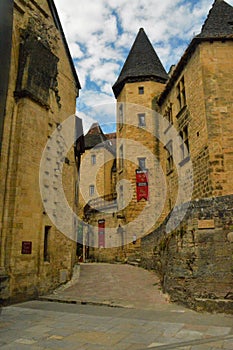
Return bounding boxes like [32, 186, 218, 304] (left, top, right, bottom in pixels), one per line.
[136, 169, 149, 201]
[98, 219, 105, 248]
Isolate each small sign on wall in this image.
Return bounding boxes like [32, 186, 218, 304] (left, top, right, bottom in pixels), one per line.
[21, 241, 32, 254]
[198, 219, 215, 229]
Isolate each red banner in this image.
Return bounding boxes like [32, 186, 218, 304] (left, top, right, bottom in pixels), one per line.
[136, 169, 149, 201]
[98, 219, 105, 248]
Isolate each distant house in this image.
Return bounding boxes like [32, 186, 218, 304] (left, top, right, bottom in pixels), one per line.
[78, 123, 118, 261]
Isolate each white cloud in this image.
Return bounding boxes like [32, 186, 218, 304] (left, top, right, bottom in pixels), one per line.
[69, 42, 84, 59]
[77, 111, 97, 135]
[54, 0, 233, 133]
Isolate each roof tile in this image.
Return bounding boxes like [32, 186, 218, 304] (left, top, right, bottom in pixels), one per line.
[112, 28, 168, 98]
[197, 0, 233, 38]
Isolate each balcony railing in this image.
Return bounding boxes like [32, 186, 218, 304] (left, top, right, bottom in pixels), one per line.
[84, 192, 117, 215]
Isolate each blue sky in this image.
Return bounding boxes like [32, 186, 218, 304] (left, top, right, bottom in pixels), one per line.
[54, 0, 233, 134]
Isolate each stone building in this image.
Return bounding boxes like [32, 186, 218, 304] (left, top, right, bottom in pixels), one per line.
[78, 123, 119, 261]
[112, 27, 169, 257]
[0, 0, 84, 304]
[84, 2, 233, 286]
[112, 0, 233, 312]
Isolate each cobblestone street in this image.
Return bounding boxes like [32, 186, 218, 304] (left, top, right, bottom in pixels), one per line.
[1, 263, 233, 349]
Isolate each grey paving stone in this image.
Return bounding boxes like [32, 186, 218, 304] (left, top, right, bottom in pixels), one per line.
[0, 267, 233, 350]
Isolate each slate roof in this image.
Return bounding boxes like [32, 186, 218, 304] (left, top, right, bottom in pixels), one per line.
[84, 123, 116, 155]
[84, 123, 107, 149]
[112, 28, 168, 98]
[197, 0, 233, 39]
[158, 0, 233, 105]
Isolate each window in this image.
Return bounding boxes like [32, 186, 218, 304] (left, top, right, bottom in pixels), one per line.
[138, 86, 144, 95]
[138, 113, 146, 127]
[165, 103, 173, 125]
[118, 103, 123, 127]
[91, 154, 96, 165]
[180, 125, 190, 160]
[75, 180, 79, 205]
[138, 157, 146, 170]
[44, 226, 51, 262]
[119, 144, 124, 170]
[89, 185, 95, 196]
[177, 76, 186, 110]
[165, 141, 173, 173]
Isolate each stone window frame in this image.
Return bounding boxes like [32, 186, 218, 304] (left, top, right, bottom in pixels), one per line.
[119, 144, 124, 171]
[165, 140, 174, 174]
[44, 226, 51, 262]
[138, 86, 144, 95]
[165, 102, 173, 125]
[138, 157, 146, 170]
[118, 103, 124, 129]
[176, 76, 186, 111]
[179, 124, 190, 163]
[138, 113, 146, 127]
[89, 184, 95, 197]
[91, 154, 96, 165]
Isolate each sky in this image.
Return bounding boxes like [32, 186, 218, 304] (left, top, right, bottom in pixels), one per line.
[54, 0, 233, 134]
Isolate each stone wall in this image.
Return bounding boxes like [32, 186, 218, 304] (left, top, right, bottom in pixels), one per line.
[200, 41, 233, 197]
[141, 195, 233, 313]
[116, 81, 167, 253]
[79, 146, 115, 209]
[0, 0, 80, 304]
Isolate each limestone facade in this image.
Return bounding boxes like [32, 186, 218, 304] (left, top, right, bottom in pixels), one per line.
[110, 1, 233, 268]
[138, 0, 233, 311]
[0, 0, 83, 304]
[78, 124, 118, 261]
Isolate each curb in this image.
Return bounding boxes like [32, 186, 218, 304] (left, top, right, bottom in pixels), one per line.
[38, 295, 134, 309]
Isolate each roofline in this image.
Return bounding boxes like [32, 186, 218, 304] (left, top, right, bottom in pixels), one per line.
[47, 0, 81, 91]
[158, 35, 233, 105]
[84, 141, 116, 155]
[75, 116, 85, 154]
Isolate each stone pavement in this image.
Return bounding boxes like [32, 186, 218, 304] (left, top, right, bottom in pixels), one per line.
[40, 263, 169, 310]
[0, 300, 233, 350]
[0, 263, 233, 349]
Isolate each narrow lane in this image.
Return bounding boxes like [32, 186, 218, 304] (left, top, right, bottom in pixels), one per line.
[45, 263, 169, 310]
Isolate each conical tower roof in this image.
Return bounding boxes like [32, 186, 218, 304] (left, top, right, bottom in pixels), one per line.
[197, 0, 233, 38]
[112, 28, 168, 98]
